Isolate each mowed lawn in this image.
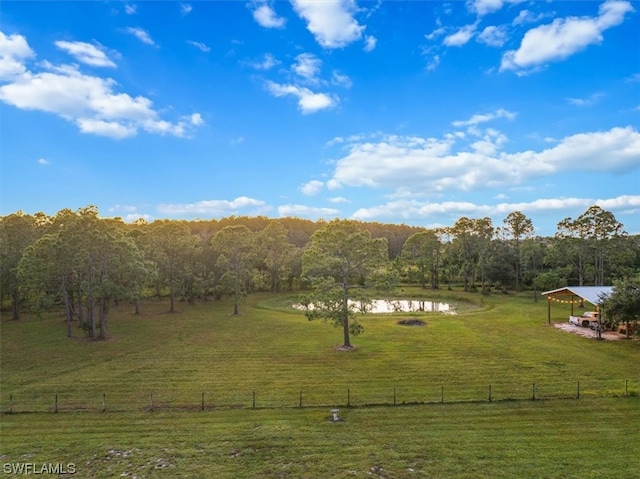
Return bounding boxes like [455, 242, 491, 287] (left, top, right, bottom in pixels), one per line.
[1, 289, 639, 477]
[1, 399, 638, 478]
[1, 288, 638, 410]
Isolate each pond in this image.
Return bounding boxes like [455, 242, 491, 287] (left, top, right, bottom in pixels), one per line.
[294, 299, 456, 315]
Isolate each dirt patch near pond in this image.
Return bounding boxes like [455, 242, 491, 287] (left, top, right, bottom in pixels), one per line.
[554, 322, 621, 340]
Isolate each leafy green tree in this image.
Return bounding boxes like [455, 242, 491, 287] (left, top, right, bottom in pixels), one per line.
[210, 225, 258, 315]
[599, 278, 640, 339]
[401, 230, 441, 289]
[150, 220, 200, 313]
[0, 212, 41, 319]
[576, 206, 625, 285]
[258, 221, 297, 293]
[301, 219, 389, 349]
[18, 207, 149, 339]
[449, 217, 494, 292]
[502, 211, 534, 291]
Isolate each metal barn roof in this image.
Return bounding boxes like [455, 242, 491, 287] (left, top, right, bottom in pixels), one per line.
[542, 286, 614, 305]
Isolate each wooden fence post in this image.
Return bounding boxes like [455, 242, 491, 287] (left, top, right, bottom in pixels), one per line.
[9, 394, 13, 414]
[393, 387, 397, 406]
[532, 383, 536, 401]
[252, 391, 256, 409]
[347, 388, 350, 407]
[299, 390, 302, 408]
[55, 394, 58, 413]
[488, 385, 492, 403]
[201, 392, 205, 411]
[102, 393, 106, 412]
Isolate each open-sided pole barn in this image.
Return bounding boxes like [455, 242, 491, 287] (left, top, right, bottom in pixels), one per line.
[541, 286, 613, 324]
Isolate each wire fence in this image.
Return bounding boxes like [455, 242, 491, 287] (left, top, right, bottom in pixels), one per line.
[2, 379, 638, 414]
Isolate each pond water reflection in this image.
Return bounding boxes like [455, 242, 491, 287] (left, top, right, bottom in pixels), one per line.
[367, 299, 455, 314]
[295, 299, 455, 315]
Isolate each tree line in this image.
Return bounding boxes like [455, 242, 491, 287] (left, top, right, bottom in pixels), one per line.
[1, 205, 638, 342]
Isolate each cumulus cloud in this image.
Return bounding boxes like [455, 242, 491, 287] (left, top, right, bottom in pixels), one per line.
[55, 40, 116, 67]
[0, 32, 203, 139]
[566, 92, 604, 106]
[501, 0, 634, 74]
[246, 53, 279, 70]
[187, 41, 211, 53]
[180, 3, 193, 15]
[290, 0, 365, 48]
[125, 27, 155, 45]
[292, 53, 322, 83]
[363, 35, 377, 52]
[452, 109, 516, 127]
[277, 204, 340, 219]
[158, 196, 268, 216]
[443, 23, 478, 47]
[331, 71, 352, 88]
[300, 180, 324, 195]
[351, 195, 640, 222]
[477, 25, 508, 47]
[251, 2, 286, 28]
[467, 0, 524, 17]
[0, 31, 35, 80]
[37, 158, 50, 165]
[125, 4, 137, 15]
[265, 81, 337, 114]
[326, 126, 640, 193]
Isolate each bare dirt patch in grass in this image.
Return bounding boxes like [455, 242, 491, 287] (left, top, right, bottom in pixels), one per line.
[554, 322, 621, 340]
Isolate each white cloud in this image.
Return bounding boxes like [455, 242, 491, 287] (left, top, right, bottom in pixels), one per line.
[158, 197, 268, 216]
[566, 92, 604, 106]
[501, 0, 634, 73]
[125, 4, 137, 15]
[426, 54, 440, 72]
[181, 3, 193, 15]
[55, 40, 116, 68]
[125, 27, 155, 45]
[292, 53, 322, 83]
[277, 204, 340, 219]
[290, 0, 365, 48]
[0, 43, 203, 139]
[512, 9, 552, 26]
[363, 35, 377, 52]
[124, 213, 152, 222]
[351, 195, 640, 222]
[328, 196, 349, 204]
[0, 32, 35, 80]
[251, 2, 286, 28]
[189, 113, 204, 126]
[452, 109, 516, 127]
[246, 53, 279, 70]
[467, 0, 524, 17]
[187, 40, 211, 53]
[327, 126, 640, 193]
[477, 25, 508, 47]
[300, 180, 324, 195]
[425, 26, 446, 41]
[331, 71, 352, 88]
[443, 23, 478, 47]
[265, 81, 337, 114]
[37, 158, 50, 165]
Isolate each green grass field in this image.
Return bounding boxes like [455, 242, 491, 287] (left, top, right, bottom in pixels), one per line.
[1, 288, 638, 477]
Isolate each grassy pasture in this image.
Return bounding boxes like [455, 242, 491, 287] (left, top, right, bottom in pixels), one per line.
[1, 399, 638, 478]
[1, 288, 639, 477]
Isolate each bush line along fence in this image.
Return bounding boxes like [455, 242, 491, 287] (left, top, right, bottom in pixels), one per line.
[2, 379, 638, 414]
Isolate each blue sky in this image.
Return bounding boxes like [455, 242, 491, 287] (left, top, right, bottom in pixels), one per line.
[1, 0, 639, 236]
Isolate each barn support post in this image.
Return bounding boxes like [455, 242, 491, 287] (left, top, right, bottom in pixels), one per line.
[547, 296, 551, 324]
